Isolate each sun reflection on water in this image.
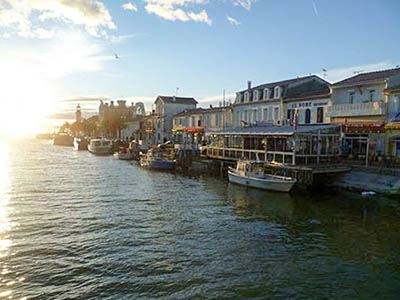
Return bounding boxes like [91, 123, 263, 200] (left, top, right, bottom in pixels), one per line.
[0, 139, 11, 257]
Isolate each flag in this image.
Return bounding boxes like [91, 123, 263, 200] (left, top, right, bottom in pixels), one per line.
[293, 109, 299, 131]
[344, 118, 348, 133]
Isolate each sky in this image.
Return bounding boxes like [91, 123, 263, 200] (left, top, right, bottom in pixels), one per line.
[0, 0, 400, 133]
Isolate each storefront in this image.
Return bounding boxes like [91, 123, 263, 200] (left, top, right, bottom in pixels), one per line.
[385, 123, 400, 157]
[342, 122, 385, 159]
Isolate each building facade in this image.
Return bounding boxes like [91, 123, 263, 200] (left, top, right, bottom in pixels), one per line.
[233, 75, 331, 128]
[328, 67, 400, 158]
[153, 96, 198, 144]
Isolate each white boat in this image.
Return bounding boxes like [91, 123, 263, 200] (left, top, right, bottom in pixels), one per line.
[88, 139, 113, 155]
[228, 160, 296, 192]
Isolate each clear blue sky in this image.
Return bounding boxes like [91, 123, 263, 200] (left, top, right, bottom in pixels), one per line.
[1, 0, 400, 125]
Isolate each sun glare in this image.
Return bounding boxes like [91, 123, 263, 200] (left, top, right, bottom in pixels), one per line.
[0, 56, 55, 136]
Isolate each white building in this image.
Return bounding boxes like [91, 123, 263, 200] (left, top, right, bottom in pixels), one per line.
[154, 96, 198, 144]
[233, 75, 331, 127]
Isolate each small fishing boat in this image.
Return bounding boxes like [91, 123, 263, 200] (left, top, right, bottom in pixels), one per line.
[73, 137, 88, 150]
[88, 138, 113, 155]
[114, 146, 134, 160]
[140, 148, 176, 170]
[228, 160, 296, 192]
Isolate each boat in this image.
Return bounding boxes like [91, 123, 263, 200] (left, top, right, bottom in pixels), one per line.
[88, 138, 113, 155]
[53, 133, 74, 146]
[228, 160, 296, 192]
[114, 146, 134, 160]
[73, 137, 88, 150]
[139, 147, 176, 170]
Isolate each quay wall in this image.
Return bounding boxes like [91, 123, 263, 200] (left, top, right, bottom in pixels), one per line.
[330, 170, 400, 194]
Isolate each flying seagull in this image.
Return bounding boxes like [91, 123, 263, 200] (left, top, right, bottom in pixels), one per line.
[114, 53, 119, 59]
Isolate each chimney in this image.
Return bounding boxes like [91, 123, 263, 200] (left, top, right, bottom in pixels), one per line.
[219, 101, 222, 107]
[110, 101, 114, 106]
[210, 104, 213, 108]
[248, 80, 251, 90]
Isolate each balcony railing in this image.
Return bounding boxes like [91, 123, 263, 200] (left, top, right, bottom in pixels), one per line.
[327, 101, 386, 117]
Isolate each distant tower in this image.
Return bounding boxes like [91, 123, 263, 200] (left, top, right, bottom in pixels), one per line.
[76, 104, 82, 123]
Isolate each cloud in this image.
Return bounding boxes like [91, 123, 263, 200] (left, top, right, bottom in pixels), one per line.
[122, 2, 138, 12]
[316, 62, 396, 83]
[233, 0, 255, 11]
[312, 1, 320, 19]
[61, 96, 111, 103]
[0, 0, 116, 39]
[144, 0, 212, 25]
[227, 16, 240, 25]
[197, 93, 236, 108]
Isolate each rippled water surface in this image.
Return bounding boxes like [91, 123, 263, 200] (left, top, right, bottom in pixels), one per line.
[1, 138, 400, 299]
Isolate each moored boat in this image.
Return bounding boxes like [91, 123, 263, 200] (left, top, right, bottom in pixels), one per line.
[114, 146, 135, 160]
[139, 148, 176, 170]
[228, 160, 296, 192]
[88, 138, 113, 155]
[53, 133, 74, 146]
[73, 137, 88, 150]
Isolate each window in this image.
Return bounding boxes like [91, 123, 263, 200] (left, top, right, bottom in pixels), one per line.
[274, 107, 279, 121]
[192, 116, 196, 127]
[179, 119, 182, 125]
[396, 96, 400, 112]
[275, 86, 280, 98]
[198, 117, 202, 127]
[317, 107, 324, 123]
[263, 88, 269, 100]
[252, 110, 257, 122]
[349, 91, 355, 104]
[215, 114, 220, 127]
[236, 111, 240, 125]
[253, 90, 258, 101]
[263, 108, 268, 120]
[174, 119, 177, 126]
[287, 109, 295, 123]
[305, 109, 311, 124]
[268, 108, 273, 121]
[369, 89, 375, 101]
[244, 92, 250, 102]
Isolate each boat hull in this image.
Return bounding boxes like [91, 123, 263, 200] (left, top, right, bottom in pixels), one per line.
[114, 152, 134, 160]
[88, 146, 112, 155]
[228, 170, 295, 192]
[145, 159, 175, 170]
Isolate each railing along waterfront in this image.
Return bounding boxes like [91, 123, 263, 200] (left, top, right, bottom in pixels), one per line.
[206, 146, 339, 165]
[327, 101, 386, 117]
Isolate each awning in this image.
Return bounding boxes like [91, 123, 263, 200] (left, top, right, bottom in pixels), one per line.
[346, 122, 385, 133]
[184, 127, 204, 132]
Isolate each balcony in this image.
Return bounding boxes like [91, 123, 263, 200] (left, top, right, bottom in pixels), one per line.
[327, 101, 387, 117]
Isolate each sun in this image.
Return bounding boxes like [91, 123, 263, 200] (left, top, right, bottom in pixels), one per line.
[0, 62, 55, 136]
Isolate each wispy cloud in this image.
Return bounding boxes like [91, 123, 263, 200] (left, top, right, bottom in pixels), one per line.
[0, 0, 116, 39]
[312, 1, 320, 19]
[316, 62, 396, 83]
[144, 0, 212, 25]
[227, 16, 240, 25]
[198, 93, 236, 108]
[233, 0, 255, 11]
[122, 3, 138, 12]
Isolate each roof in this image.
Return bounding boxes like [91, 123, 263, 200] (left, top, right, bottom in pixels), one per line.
[206, 124, 339, 136]
[238, 75, 327, 93]
[174, 108, 205, 117]
[332, 67, 400, 87]
[158, 96, 198, 105]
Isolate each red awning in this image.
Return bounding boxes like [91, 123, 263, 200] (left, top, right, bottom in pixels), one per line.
[348, 122, 384, 128]
[184, 128, 204, 132]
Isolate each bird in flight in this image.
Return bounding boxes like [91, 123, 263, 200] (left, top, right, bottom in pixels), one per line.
[114, 53, 119, 59]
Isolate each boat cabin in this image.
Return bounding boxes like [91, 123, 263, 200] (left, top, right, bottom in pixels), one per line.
[236, 161, 265, 178]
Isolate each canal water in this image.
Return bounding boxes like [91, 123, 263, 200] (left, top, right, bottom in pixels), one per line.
[1, 138, 400, 299]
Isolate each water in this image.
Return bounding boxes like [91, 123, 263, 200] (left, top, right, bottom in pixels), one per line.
[1, 138, 400, 299]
